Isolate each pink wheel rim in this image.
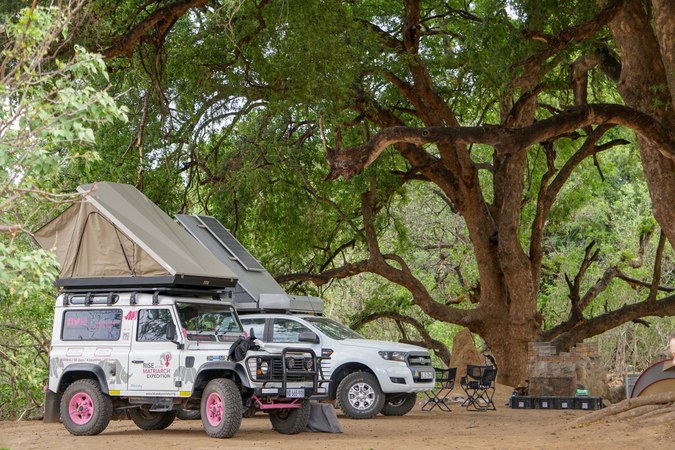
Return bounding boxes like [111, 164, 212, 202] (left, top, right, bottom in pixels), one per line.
[205, 392, 223, 426]
[68, 392, 94, 425]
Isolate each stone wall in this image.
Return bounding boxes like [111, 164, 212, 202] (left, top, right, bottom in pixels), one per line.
[527, 341, 609, 398]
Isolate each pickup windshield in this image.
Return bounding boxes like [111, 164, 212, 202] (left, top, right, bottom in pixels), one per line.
[305, 317, 363, 340]
[176, 302, 242, 341]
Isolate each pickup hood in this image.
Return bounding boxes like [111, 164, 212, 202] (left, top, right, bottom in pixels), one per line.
[342, 339, 428, 353]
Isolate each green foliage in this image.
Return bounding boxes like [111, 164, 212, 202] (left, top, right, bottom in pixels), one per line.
[0, 3, 127, 419]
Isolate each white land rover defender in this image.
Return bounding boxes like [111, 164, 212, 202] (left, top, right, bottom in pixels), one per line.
[34, 182, 322, 438]
[240, 314, 434, 419]
[45, 288, 320, 438]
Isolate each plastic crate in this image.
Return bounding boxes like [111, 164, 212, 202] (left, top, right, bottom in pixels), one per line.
[574, 397, 604, 410]
[534, 397, 556, 409]
[557, 397, 574, 409]
[510, 396, 533, 409]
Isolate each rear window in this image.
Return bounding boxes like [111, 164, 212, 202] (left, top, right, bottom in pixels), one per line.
[61, 309, 123, 341]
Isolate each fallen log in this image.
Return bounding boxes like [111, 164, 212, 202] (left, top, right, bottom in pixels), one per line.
[573, 391, 675, 426]
[610, 404, 665, 422]
[635, 406, 675, 424]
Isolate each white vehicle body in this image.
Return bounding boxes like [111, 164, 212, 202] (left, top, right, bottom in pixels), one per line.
[240, 314, 434, 419]
[46, 290, 320, 438]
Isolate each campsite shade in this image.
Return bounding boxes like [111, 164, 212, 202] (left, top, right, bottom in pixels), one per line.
[34, 182, 238, 289]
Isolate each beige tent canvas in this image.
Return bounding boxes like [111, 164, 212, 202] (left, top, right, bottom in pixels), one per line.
[34, 182, 238, 289]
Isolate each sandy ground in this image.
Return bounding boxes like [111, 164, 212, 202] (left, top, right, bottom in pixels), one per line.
[1, 386, 672, 450]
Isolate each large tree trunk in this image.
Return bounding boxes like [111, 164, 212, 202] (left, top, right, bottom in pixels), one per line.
[484, 328, 532, 388]
[608, 0, 675, 248]
[473, 299, 539, 387]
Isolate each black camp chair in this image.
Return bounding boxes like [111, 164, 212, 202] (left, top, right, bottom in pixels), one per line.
[422, 367, 457, 412]
[460, 365, 497, 411]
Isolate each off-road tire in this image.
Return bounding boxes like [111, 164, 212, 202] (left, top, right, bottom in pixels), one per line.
[176, 408, 201, 420]
[201, 378, 242, 438]
[60, 379, 113, 436]
[269, 399, 311, 434]
[129, 408, 176, 430]
[380, 393, 417, 416]
[336, 372, 385, 419]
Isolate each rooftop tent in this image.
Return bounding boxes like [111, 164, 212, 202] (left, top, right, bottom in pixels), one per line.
[34, 182, 238, 289]
[176, 214, 324, 314]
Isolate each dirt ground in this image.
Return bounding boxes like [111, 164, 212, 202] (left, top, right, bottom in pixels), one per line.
[1, 385, 672, 450]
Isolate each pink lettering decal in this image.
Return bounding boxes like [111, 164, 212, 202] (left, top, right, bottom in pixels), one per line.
[66, 317, 88, 327]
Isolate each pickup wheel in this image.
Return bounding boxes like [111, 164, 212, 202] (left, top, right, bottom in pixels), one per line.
[201, 378, 242, 438]
[380, 393, 417, 416]
[269, 399, 311, 434]
[60, 379, 113, 436]
[129, 408, 176, 430]
[336, 372, 385, 419]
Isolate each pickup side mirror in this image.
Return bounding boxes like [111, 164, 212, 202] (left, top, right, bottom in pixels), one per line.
[298, 331, 320, 344]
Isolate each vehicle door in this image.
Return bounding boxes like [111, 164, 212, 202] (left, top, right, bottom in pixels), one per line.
[128, 307, 182, 393]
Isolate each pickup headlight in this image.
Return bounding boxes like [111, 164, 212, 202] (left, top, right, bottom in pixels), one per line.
[378, 351, 408, 362]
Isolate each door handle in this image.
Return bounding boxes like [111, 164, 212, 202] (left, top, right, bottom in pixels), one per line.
[131, 360, 144, 364]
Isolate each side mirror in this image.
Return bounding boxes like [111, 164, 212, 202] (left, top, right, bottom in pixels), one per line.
[166, 323, 177, 341]
[249, 327, 256, 340]
[298, 331, 320, 344]
[166, 323, 183, 349]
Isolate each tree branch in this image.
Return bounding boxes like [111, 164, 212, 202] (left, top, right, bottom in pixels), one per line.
[102, 0, 209, 58]
[326, 104, 675, 180]
[548, 294, 675, 351]
[276, 260, 372, 286]
[513, 0, 623, 87]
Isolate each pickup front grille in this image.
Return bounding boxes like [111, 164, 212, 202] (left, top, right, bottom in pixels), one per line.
[407, 352, 432, 367]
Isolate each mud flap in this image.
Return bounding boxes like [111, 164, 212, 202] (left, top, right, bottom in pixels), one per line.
[43, 390, 61, 423]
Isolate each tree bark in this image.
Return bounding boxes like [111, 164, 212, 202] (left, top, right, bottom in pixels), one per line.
[607, 0, 675, 249]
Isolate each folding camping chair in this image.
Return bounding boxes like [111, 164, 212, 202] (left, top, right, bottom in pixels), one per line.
[460, 365, 497, 411]
[422, 367, 457, 412]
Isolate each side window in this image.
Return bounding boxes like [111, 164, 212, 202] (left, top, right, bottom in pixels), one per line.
[271, 318, 311, 343]
[62, 309, 122, 341]
[137, 309, 175, 342]
[240, 318, 266, 340]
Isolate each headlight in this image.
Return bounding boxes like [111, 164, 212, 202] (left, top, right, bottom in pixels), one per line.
[378, 351, 408, 362]
[304, 358, 313, 370]
[286, 356, 296, 370]
[257, 358, 269, 377]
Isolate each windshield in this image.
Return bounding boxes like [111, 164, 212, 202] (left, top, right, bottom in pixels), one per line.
[304, 317, 363, 340]
[176, 302, 242, 341]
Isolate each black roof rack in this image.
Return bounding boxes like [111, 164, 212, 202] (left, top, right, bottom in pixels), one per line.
[55, 275, 235, 290]
[60, 286, 231, 302]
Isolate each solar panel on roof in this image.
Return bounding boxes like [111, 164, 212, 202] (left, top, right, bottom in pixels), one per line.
[196, 215, 265, 272]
